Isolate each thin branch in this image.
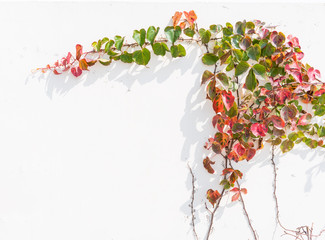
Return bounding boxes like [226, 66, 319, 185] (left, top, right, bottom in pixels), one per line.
[229, 161, 259, 240]
[205, 156, 228, 240]
[187, 163, 199, 240]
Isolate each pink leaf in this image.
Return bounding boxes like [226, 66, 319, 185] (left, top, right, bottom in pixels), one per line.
[270, 115, 285, 129]
[234, 143, 246, 156]
[71, 67, 82, 77]
[307, 67, 321, 82]
[297, 113, 312, 126]
[251, 123, 268, 137]
[246, 148, 256, 161]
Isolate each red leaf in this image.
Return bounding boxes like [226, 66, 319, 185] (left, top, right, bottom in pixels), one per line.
[76, 44, 83, 60]
[246, 148, 256, 161]
[307, 67, 321, 82]
[251, 123, 268, 137]
[221, 90, 235, 111]
[204, 138, 214, 150]
[297, 113, 312, 126]
[222, 168, 234, 175]
[231, 192, 240, 202]
[241, 188, 248, 194]
[276, 88, 292, 104]
[203, 157, 215, 174]
[234, 143, 246, 156]
[227, 151, 239, 162]
[212, 115, 225, 132]
[270, 115, 285, 129]
[230, 187, 240, 192]
[213, 94, 224, 113]
[53, 69, 62, 75]
[207, 189, 221, 207]
[71, 67, 82, 77]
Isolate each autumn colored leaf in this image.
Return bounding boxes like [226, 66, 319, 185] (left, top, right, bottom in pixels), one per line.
[183, 10, 197, 27]
[276, 88, 292, 104]
[281, 104, 298, 121]
[234, 143, 246, 156]
[222, 168, 234, 175]
[228, 151, 239, 161]
[76, 44, 83, 60]
[207, 189, 221, 207]
[297, 113, 312, 126]
[212, 142, 222, 154]
[269, 115, 285, 129]
[246, 148, 256, 161]
[71, 66, 82, 77]
[212, 114, 225, 132]
[251, 123, 268, 137]
[213, 94, 224, 113]
[172, 11, 182, 27]
[203, 157, 215, 174]
[215, 132, 229, 148]
[222, 90, 235, 111]
[307, 67, 321, 82]
[201, 70, 214, 85]
[230, 187, 247, 201]
[79, 59, 89, 70]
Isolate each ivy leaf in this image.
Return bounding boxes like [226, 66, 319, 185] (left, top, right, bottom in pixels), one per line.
[239, 36, 251, 51]
[213, 93, 224, 113]
[220, 51, 231, 65]
[199, 28, 211, 44]
[245, 69, 257, 91]
[225, 101, 238, 118]
[170, 44, 186, 58]
[212, 142, 222, 154]
[216, 73, 229, 87]
[132, 48, 151, 65]
[234, 143, 246, 156]
[215, 132, 229, 148]
[313, 105, 325, 116]
[201, 70, 214, 85]
[235, 61, 250, 76]
[98, 58, 111, 66]
[222, 90, 235, 111]
[71, 66, 82, 77]
[79, 59, 88, 70]
[280, 139, 294, 153]
[269, 115, 285, 129]
[232, 123, 244, 133]
[114, 36, 125, 51]
[251, 123, 268, 137]
[202, 53, 218, 65]
[281, 104, 298, 121]
[235, 21, 246, 35]
[207, 189, 221, 207]
[76, 44, 83, 60]
[247, 44, 261, 61]
[288, 132, 298, 141]
[152, 42, 168, 56]
[317, 126, 325, 137]
[233, 49, 243, 61]
[133, 29, 146, 48]
[246, 148, 256, 160]
[184, 27, 195, 37]
[252, 64, 266, 76]
[147, 26, 159, 45]
[120, 52, 133, 63]
[203, 157, 215, 174]
[105, 40, 115, 53]
[164, 26, 181, 45]
[210, 24, 223, 33]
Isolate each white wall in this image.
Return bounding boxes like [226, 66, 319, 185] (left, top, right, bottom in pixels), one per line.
[0, 2, 324, 240]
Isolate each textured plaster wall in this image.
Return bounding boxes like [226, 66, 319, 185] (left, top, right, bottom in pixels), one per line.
[0, 2, 324, 240]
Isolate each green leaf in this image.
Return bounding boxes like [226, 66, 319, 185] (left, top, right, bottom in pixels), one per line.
[235, 61, 250, 76]
[233, 49, 243, 61]
[246, 69, 257, 91]
[263, 43, 275, 57]
[314, 105, 325, 116]
[288, 132, 298, 141]
[216, 73, 229, 87]
[253, 64, 266, 76]
[280, 139, 294, 153]
[318, 94, 325, 105]
[235, 21, 246, 35]
[199, 28, 211, 44]
[184, 27, 195, 37]
[231, 35, 243, 49]
[152, 42, 166, 56]
[120, 52, 133, 63]
[133, 29, 146, 47]
[202, 53, 218, 65]
[170, 44, 186, 58]
[247, 44, 261, 61]
[201, 70, 214, 85]
[98, 58, 111, 66]
[147, 26, 159, 45]
[223, 22, 233, 36]
[132, 48, 151, 65]
[317, 126, 325, 137]
[210, 24, 222, 33]
[164, 26, 181, 45]
[105, 40, 115, 53]
[114, 36, 124, 51]
[226, 61, 234, 71]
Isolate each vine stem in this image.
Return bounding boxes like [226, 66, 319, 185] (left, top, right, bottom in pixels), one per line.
[270, 145, 325, 240]
[205, 155, 228, 240]
[187, 163, 199, 240]
[229, 161, 259, 240]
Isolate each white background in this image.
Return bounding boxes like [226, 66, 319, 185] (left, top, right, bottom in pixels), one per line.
[0, 1, 325, 240]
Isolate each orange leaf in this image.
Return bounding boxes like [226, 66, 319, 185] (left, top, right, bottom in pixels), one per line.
[172, 11, 182, 27]
[203, 157, 215, 174]
[79, 59, 89, 70]
[207, 189, 221, 206]
[76, 44, 83, 60]
[231, 192, 240, 202]
[183, 10, 197, 26]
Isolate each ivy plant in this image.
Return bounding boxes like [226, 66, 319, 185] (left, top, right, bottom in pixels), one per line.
[36, 10, 325, 240]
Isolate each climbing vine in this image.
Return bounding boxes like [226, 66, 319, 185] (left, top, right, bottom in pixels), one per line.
[37, 10, 325, 240]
